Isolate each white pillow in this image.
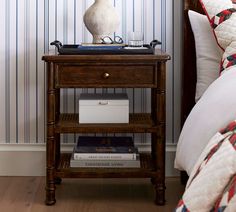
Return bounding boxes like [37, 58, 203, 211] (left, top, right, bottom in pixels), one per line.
[188, 10, 223, 102]
[175, 66, 236, 175]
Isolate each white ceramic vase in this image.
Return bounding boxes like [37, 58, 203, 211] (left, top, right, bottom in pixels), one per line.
[83, 0, 120, 43]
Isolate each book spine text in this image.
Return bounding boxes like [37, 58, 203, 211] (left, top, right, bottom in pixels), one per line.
[73, 153, 137, 160]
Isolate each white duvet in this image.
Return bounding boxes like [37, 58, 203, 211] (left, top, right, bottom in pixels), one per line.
[175, 66, 236, 175]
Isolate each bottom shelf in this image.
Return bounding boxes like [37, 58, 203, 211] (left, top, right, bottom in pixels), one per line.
[56, 153, 157, 178]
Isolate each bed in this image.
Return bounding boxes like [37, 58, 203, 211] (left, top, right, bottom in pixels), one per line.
[175, 0, 236, 211]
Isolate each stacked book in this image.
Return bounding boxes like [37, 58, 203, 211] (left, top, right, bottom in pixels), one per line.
[70, 136, 140, 168]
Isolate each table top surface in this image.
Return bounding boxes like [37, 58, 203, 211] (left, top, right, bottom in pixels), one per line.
[42, 49, 171, 62]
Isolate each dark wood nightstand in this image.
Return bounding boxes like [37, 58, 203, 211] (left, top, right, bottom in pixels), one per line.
[42, 50, 170, 205]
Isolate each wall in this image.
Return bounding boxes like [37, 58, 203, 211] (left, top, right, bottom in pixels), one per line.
[0, 0, 182, 175]
[0, 0, 182, 144]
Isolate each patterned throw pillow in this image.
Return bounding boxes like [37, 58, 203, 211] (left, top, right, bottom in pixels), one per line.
[199, 0, 236, 74]
[175, 120, 236, 211]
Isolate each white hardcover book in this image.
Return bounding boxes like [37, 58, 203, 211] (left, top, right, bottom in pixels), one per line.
[73, 153, 137, 160]
[70, 159, 140, 168]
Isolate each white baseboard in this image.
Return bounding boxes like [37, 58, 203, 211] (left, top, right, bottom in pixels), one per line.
[0, 143, 179, 177]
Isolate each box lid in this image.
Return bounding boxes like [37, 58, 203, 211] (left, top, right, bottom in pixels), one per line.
[79, 93, 129, 106]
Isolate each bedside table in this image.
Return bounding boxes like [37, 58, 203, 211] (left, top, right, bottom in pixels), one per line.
[42, 50, 170, 205]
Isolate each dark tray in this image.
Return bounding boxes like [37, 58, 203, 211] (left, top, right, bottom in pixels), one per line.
[50, 40, 161, 55]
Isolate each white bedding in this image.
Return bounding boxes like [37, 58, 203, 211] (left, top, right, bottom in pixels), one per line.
[175, 1, 236, 210]
[175, 66, 236, 175]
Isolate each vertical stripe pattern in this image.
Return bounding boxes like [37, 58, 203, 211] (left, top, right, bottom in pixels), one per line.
[16, 0, 19, 143]
[0, 0, 181, 144]
[5, 0, 10, 143]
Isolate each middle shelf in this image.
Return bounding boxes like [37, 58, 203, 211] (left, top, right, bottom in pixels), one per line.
[55, 113, 161, 133]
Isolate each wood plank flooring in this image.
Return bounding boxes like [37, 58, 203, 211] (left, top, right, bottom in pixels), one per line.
[0, 177, 184, 212]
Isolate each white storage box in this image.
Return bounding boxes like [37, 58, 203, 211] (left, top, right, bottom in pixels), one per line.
[79, 93, 129, 123]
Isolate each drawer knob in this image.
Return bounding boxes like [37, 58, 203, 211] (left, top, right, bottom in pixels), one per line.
[102, 72, 110, 79]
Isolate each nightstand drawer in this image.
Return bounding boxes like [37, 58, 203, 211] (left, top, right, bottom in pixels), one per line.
[55, 64, 156, 88]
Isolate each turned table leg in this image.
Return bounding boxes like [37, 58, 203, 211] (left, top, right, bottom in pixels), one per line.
[45, 62, 56, 205]
[151, 62, 166, 205]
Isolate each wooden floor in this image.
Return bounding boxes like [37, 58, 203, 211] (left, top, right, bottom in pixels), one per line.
[0, 177, 184, 212]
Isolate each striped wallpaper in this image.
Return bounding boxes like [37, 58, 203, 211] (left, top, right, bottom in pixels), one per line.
[0, 0, 182, 145]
